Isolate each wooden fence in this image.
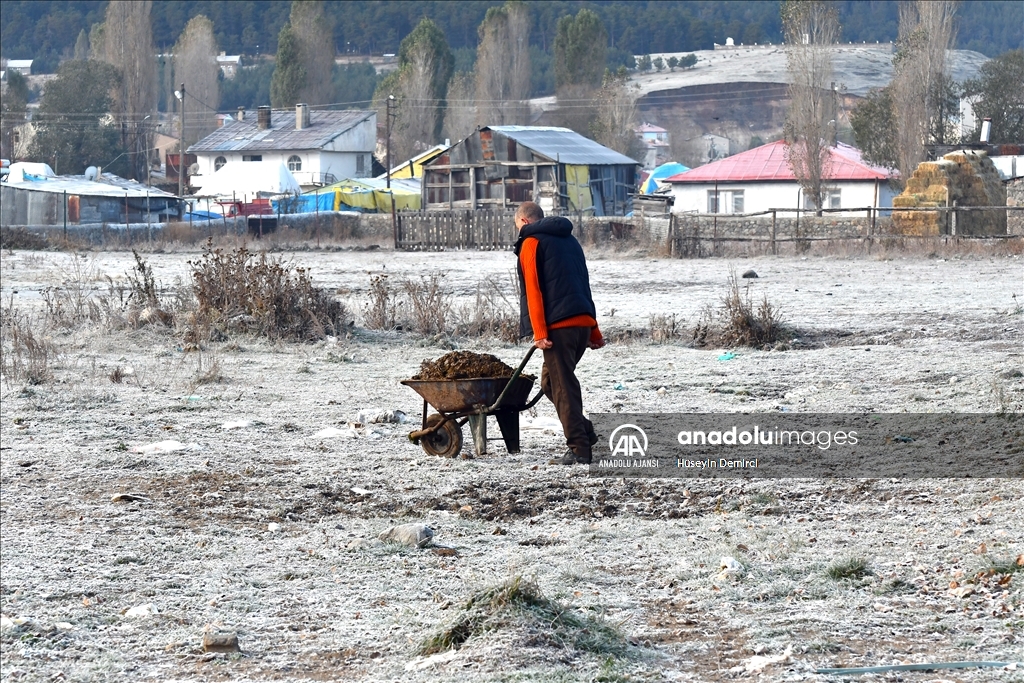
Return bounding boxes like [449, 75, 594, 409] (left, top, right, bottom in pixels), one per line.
[396, 209, 517, 250]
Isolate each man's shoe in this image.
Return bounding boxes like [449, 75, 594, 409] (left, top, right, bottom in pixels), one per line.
[548, 450, 591, 466]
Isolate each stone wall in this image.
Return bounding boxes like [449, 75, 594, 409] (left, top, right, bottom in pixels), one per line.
[1007, 178, 1024, 236]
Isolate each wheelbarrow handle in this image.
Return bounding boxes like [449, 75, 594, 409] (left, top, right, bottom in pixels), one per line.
[488, 346, 536, 412]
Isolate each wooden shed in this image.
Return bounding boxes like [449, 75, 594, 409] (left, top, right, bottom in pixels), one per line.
[421, 126, 639, 216]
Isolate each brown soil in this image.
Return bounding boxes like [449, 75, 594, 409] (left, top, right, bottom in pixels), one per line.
[414, 350, 531, 380]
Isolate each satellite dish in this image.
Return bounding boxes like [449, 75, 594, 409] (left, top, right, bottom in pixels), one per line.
[84, 166, 98, 181]
[188, 163, 200, 175]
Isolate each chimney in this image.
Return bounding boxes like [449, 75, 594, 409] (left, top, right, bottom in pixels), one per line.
[296, 103, 310, 130]
[237, 107, 245, 122]
[980, 118, 992, 143]
[257, 105, 271, 130]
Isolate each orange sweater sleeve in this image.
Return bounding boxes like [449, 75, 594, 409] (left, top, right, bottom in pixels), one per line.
[518, 237, 548, 340]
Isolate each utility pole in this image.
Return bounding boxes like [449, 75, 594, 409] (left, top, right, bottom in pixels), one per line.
[386, 94, 396, 247]
[830, 81, 837, 147]
[177, 82, 185, 199]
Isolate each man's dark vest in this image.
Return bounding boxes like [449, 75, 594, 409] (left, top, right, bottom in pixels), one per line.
[514, 216, 597, 339]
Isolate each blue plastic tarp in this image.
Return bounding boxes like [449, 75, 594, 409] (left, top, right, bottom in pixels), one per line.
[641, 162, 689, 194]
[272, 193, 334, 214]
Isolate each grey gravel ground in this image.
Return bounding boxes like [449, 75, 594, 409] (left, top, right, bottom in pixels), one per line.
[1, 248, 1022, 682]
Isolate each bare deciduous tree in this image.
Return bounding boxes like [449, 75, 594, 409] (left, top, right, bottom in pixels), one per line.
[475, 2, 530, 126]
[782, 0, 838, 215]
[590, 71, 643, 160]
[289, 0, 335, 106]
[101, 0, 157, 181]
[373, 19, 453, 163]
[173, 16, 220, 147]
[892, 0, 958, 182]
[442, 71, 478, 145]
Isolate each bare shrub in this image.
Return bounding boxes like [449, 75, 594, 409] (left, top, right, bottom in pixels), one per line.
[402, 272, 453, 336]
[692, 303, 714, 348]
[720, 273, 786, 348]
[0, 303, 58, 386]
[363, 275, 403, 331]
[1, 227, 50, 251]
[126, 249, 158, 307]
[456, 274, 520, 343]
[42, 255, 104, 329]
[187, 242, 348, 342]
[691, 276, 787, 349]
[649, 313, 681, 343]
[109, 365, 125, 384]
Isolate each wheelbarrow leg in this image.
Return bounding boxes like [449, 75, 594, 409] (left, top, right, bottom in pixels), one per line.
[468, 414, 487, 456]
[494, 409, 521, 454]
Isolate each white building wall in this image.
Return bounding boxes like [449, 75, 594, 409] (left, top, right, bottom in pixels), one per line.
[192, 149, 372, 190]
[668, 180, 892, 215]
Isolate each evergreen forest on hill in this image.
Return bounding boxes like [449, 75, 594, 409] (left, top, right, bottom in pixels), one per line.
[3, 0, 1021, 77]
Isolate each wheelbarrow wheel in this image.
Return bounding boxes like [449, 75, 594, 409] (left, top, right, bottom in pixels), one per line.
[421, 414, 463, 458]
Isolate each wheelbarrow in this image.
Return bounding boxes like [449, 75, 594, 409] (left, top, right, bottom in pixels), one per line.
[401, 347, 543, 458]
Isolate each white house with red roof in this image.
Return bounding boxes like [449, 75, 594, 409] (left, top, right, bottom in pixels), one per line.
[663, 140, 897, 215]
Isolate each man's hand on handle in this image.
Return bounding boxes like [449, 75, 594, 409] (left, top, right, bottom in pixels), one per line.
[533, 338, 553, 349]
[588, 337, 606, 350]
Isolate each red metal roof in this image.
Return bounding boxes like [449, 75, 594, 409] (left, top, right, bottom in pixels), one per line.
[665, 140, 892, 183]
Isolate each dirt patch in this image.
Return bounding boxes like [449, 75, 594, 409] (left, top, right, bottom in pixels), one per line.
[414, 350, 531, 380]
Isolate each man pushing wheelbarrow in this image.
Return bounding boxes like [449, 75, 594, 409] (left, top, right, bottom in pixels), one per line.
[513, 201, 606, 465]
[403, 202, 605, 464]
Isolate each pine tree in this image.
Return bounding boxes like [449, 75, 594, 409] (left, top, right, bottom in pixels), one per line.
[271, 24, 306, 108]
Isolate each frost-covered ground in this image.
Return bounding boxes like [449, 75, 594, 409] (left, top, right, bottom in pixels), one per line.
[1, 248, 1022, 682]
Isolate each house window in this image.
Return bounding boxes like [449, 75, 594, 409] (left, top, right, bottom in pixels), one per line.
[707, 189, 744, 214]
[356, 154, 365, 175]
[287, 155, 302, 171]
[242, 154, 262, 162]
[214, 156, 226, 171]
[803, 189, 841, 210]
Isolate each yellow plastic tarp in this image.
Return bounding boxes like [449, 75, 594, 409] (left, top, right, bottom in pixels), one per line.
[564, 164, 592, 212]
[311, 179, 421, 212]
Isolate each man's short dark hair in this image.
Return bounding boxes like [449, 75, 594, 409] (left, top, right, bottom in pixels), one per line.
[515, 201, 544, 223]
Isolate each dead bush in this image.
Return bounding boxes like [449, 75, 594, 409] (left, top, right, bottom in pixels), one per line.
[41, 255, 104, 329]
[363, 274, 403, 331]
[0, 303, 58, 386]
[402, 272, 453, 336]
[1, 227, 50, 251]
[187, 241, 348, 342]
[691, 276, 787, 349]
[649, 313, 681, 343]
[456, 273, 520, 343]
[719, 273, 785, 348]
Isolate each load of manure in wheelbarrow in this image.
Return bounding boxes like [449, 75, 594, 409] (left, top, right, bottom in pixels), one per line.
[414, 350, 535, 381]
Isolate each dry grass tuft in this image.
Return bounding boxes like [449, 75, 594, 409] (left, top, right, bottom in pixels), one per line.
[0, 304, 58, 386]
[363, 271, 520, 342]
[827, 557, 872, 581]
[419, 575, 629, 658]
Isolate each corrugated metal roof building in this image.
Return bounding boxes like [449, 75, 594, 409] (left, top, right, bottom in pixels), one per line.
[188, 106, 376, 191]
[1, 172, 180, 227]
[421, 126, 639, 215]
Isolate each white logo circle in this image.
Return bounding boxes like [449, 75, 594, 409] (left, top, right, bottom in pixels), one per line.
[608, 424, 648, 456]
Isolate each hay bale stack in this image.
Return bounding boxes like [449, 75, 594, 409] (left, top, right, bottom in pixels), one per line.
[892, 151, 1007, 236]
